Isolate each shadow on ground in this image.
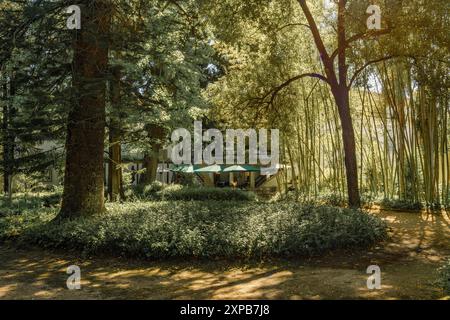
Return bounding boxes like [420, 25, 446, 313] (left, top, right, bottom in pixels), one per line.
[0, 210, 449, 300]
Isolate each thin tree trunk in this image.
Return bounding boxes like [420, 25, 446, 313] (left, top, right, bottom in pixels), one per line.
[141, 125, 165, 184]
[2, 75, 15, 196]
[108, 66, 123, 202]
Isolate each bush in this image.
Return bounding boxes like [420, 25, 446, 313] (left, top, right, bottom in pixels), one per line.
[130, 184, 257, 202]
[379, 198, 423, 211]
[439, 259, 450, 295]
[0, 191, 61, 214]
[270, 191, 346, 207]
[0, 207, 56, 239]
[128, 181, 164, 199]
[318, 193, 346, 207]
[155, 185, 257, 201]
[0, 192, 60, 237]
[1, 200, 387, 259]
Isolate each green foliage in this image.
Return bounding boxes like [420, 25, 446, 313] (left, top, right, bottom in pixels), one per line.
[127, 181, 164, 199]
[0, 0, 217, 198]
[0, 200, 387, 259]
[379, 198, 424, 212]
[0, 193, 57, 238]
[141, 181, 165, 197]
[130, 184, 257, 202]
[439, 259, 450, 295]
[271, 191, 347, 207]
[155, 185, 257, 201]
[0, 192, 60, 213]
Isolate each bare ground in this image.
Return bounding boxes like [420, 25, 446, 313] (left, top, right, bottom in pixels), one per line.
[0, 209, 449, 300]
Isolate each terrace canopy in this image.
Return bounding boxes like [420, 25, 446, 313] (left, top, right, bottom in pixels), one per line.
[169, 164, 201, 173]
[195, 164, 225, 173]
[170, 164, 261, 173]
[223, 165, 260, 172]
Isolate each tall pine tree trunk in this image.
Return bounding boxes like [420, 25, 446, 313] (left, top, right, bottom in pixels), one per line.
[59, 1, 111, 218]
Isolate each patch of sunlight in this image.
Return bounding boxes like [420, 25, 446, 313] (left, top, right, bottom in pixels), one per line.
[383, 215, 398, 224]
[34, 290, 57, 298]
[35, 272, 53, 281]
[210, 270, 293, 299]
[112, 283, 131, 289]
[0, 284, 17, 298]
[94, 269, 169, 279]
[172, 270, 212, 281]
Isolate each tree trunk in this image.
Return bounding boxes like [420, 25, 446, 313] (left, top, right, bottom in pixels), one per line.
[108, 128, 122, 201]
[108, 67, 123, 202]
[141, 125, 165, 184]
[59, 1, 111, 218]
[2, 76, 15, 196]
[142, 151, 160, 184]
[332, 86, 361, 207]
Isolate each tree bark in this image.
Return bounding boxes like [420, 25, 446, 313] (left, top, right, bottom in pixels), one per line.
[142, 152, 159, 184]
[332, 85, 361, 207]
[108, 66, 123, 202]
[59, 1, 111, 218]
[141, 125, 165, 184]
[2, 76, 15, 196]
[108, 128, 123, 201]
[297, 0, 361, 207]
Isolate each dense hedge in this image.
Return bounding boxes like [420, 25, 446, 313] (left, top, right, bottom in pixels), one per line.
[0, 200, 387, 259]
[379, 198, 423, 211]
[131, 183, 257, 201]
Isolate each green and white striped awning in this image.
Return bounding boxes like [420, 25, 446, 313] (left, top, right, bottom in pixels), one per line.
[170, 164, 261, 173]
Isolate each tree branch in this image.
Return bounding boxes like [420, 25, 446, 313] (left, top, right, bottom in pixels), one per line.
[330, 29, 391, 62]
[267, 73, 329, 105]
[348, 55, 397, 88]
[297, 0, 338, 86]
[275, 23, 310, 33]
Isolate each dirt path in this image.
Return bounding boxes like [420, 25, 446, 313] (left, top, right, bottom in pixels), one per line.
[0, 210, 449, 300]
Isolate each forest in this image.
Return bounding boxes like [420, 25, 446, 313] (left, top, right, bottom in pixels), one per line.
[0, 0, 449, 301]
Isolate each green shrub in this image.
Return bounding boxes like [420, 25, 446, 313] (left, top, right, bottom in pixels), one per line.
[0, 192, 61, 213]
[0, 207, 56, 239]
[439, 259, 450, 295]
[154, 185, 257, 201]
[127, 184, 256, 202]
[1, 201, 387, 259]
[0, 192, 60, 237]
[379, 198, 423, 211]
[128, 181, 165, 199]
[271, 191, 346, 207]
[317, 193, 346, 207]
[41, 192, 62, 207]
[143, 181, 164, 195]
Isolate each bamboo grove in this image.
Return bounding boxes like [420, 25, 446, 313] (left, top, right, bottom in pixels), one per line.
[274, 62, 449, 207]
[206, 0, 449, 208]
